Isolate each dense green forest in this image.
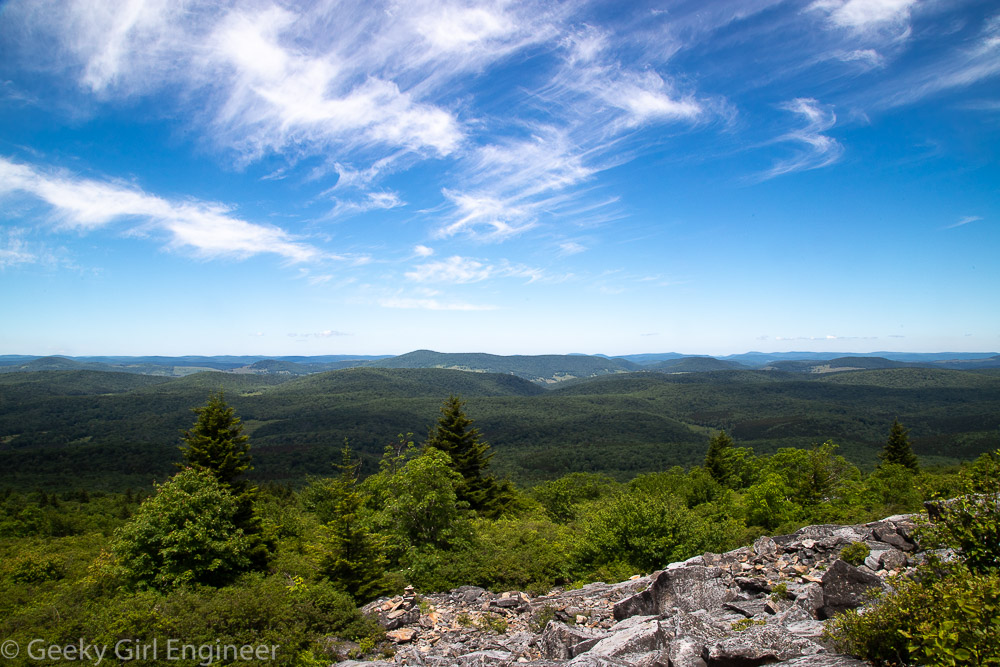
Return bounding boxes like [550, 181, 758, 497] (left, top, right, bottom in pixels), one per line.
[1, 366, 998, 491]
[2, 386, 997, 665]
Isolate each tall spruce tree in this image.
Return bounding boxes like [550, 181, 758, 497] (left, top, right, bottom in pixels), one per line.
[179, 391, 270, 569]
[425, 395, 510, 517]
[880, 418, 919, 471]
[705, 430, 735, 484]
[319, 443, 391, 601]
[179, 391, 253, 491]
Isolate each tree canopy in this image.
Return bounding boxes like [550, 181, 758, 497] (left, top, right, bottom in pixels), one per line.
[879, 418, 919, 471]
[425, 395, 511, 517]
[179, 390, 253, 490]
[704, 430, 735, 485]
[107, 468, 253, 590]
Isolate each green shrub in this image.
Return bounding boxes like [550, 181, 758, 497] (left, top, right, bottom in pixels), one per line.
[574, 490, 717, 575]
[743, 473, 793, 530]
[530, 472, 619, 522]
[769, 582, 789, 601]
[107, 468, 254, 591]
[827, 562, 1000, 666]
[921, 450, 1000, 574]
[840, 541, 870, 566]
[475, 612, 508, 634]
[530, 606, 557, 632]
[731, 618, 767, 632]
[7, 555, 65, 583]
[468, 516, 574, 594]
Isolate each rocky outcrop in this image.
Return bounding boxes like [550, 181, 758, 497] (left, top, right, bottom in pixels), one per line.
[355, 514, 919, 666]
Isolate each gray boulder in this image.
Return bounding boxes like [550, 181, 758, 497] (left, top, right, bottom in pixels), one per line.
[586, 618, 667, 659]
[539, 621, 607, 660]
[701, 624, 825, 666]
[818, 559, 885, 619]
[614, 567, 738, 620]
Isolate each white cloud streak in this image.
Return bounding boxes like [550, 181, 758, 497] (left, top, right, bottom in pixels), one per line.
[810, 0, 918, 31]
[0, 157, 320, 262]
[5, 0, 717, 244]
[760, 98, 843, 179]
[870, 14, 1000, 109]
[329, 191, 406, 217]
[405, 255, 542, 284]
[944, 215, 983, 229]
[379, 296, 498, 311]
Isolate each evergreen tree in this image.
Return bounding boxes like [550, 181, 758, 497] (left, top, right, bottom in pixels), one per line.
[879, 418, 919, 471]
[179, 391, 270, 570]
[318, 444, 391, 602]
[705, 430, 735, 484]
[179, 391, 253, 491]
[425, 395, 511, 517]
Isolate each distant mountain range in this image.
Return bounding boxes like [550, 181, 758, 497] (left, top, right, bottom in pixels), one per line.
[1, 350, 998, 385]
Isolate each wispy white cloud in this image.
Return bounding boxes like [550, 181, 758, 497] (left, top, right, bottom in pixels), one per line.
[810, 0, 918, 31]
[206, 7, 464, 162]
[558, 241, 587, 256]
[437, 190, 536, 240]
[0, 156, 321, 263]
[0, 228, 42, 269]
[329, 191, 406, 217]
[5, 0, 717, 243]
[837, 48, 885, 67]
[413, 244, 435, 258]
[869, 14, 1000, 108]
[759, 98, 843, 179]
[379, 296, 498, 311]
[405, 255, 542, 284]
[944, 215, 983, 229]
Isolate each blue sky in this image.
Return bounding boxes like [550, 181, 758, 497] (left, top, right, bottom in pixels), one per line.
[0, 0, 997, 356]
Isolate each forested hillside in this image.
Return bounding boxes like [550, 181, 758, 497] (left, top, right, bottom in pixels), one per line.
[1, 366, 998, 491]
[2, 388, 997, 665]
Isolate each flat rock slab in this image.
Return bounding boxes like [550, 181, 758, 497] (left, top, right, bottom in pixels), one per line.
[540, 621, 607, 660]
[702, 624, 825, 666]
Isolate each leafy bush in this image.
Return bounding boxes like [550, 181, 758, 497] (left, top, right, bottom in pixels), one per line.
[743, 473, 792, 530]
[573, 489, 720, 576]
[530, 472, 620, 522]
[840, 541, 870, 566]
[106, 468, 254, 590]
[769, 582, 789, 601]
[828, 562, 1000, 665]
[467, 515, 574, 594]
[829, 450, 1000, 665]
[377, 448, 468, 551]
[6, 555, 65, 583]
[475, 612, 508, 634]
[922, 450, 1000, 573]
[862, 463, 922, 511]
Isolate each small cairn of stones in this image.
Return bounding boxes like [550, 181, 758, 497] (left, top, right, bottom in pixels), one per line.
[347, 513, 922, 666]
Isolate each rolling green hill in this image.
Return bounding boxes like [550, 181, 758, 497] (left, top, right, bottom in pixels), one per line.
[1, 366, 998, 490]
[367, 350, 638, 384]
[645, 356, 749, 372]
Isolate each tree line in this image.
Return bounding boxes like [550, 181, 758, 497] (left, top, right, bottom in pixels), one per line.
[1, 391, 996, 664]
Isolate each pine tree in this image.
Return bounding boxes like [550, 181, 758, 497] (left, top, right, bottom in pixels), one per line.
[880, 418, 919, 471]
[425, 395, 511, 517]
[705, 430, 735, 484]
[318, 443, 391, 601]
[179, 391, 252, 491]
[179, 391, 270, 570]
